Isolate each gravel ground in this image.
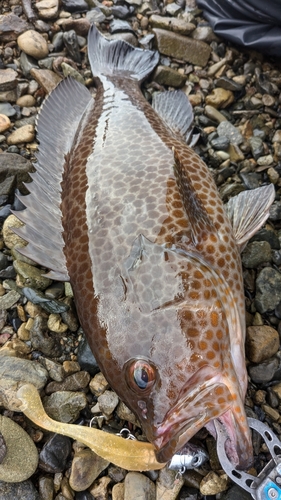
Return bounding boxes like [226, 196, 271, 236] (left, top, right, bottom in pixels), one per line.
[0, 0, 281, 499]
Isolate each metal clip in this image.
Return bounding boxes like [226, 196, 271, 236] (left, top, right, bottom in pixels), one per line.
[215, 418, 281, 500]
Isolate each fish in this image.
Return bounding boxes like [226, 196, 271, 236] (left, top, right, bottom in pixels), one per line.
[13, 24, 275, 470]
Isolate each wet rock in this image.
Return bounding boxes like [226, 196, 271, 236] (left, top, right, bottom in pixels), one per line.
[241, 241, 272, 268]
[36, 0, 59, 20]
[39, 434, 72, 473]
[153, 29, 211, 66]
[150, 15, 195, 36]
[43, 391, 87, 423]
[45, 371, 90, 394]
[156, 467, 184, 500]
[250, 228, 280, 250]
[7, 124, 35, 144]
[248, 356, 279, 384]
[0, 356, 48, 411]
[63, 30, 81, 63]
[217, 121, 243, 145]
[249, 136, 264, 159]
[38, 476, 54, 500]
[205, 88, 234, 109]
[246, 325, 279, 363]
[89, 475, 111, 500]
[255, 267, 281, 313]
[221, 484, 252, 500]
[0, 480, 40, 500]
[0, 290, 21, 310]
[0, 415, 38, 482]
[125, 472, 156, 499]
[17, 30, 49, 59]
[30, 316, 62, 357]
[20, 52, 39, 77]
[14, 260, 52, 290]
[77, 335, 100, 376]
[153, 65, 186, 87]
[200, 471, 229, 495]
[69, 448, 109, 491]
[98, 390, 119, 416]
[30, 68, 62, 94]
[22, 287, 69, 314]
[0, 14, 32, 42]
[205, 105, 227, 123]
[0, 68, 18, 92]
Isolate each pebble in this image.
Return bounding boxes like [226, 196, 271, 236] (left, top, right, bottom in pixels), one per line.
[7, 124, 35, 144]
[39, 434, 72, 473]
[112, 483, 124, 500]
[150, 15, 196, 36]
[22, 287, 69, 314]
[77, 335, 100, 376]
[47, 313, 68, 333]
[204, 105, 227, 123]
[45, 371, 90, 395]
[217, 121, 243, 145]
[0, 480, 40, 500]
[17, 30, 49, 60]
[89, 372, 109, 396]
[38, 476, 55, 500]
[0, 68, 18, 91]
[221, 484, 252, 500]
[251, 228, 280, 250]
[156, 467, 184, 500]
[257, 154, 274, 166]
[0, 114, 11, 132]
[0, 415, 38, 482]
[14, 260, 52, 290]
[30, 316, 62, 357]
[89, 475, 111, 500]
[242, 241, 272, 268]
[249, 356, 279, 384]
[153, 29, 211, 66]
[200, 471, 229, 495]
[249, 136, 264, 159]
[205, 88, 234, 108]
[69, 449, 109, 491]
[30, 68, 62, 94]
[40, 357, 65, 382]
[255, 267, 281, 313]
[98, 390, 119, 416]
[0, 290, 21, 310]
[16, 95, 36, 107]
[36, 0, 59, 20]
[153, 65, 186, 87]
[246, 325, 279, 363]
[43, 391, 87, 423]
[124, 472, 156, 500]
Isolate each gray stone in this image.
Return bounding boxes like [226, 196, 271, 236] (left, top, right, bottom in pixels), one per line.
[98, 390, 119, 416]
[124, 472, 156, 500]
[43, 391, 88, 423]
[269, 202, 281, 221]
[156, 467, 184, 499]
[30, 316, 62, 357]
[217, 121, 243, 145]
[210, 136, 230, 151]
[242, 241, 272, 268]
[22, 287, 70, 314]
[0, 14, 32, 42]
[0, 290, 20, 310]
[221, 484, 252, 500]
[255, 267, 281, 313]
[246, 325, 279, 363]
[150, 15, 195, 36]
[0, 103, 16, 117]
[248, 356, 279, 384]
[249, 136, 264, 159]
[215, 76, 244, 91]
[0, 480, 40, 500]
[0, 68, 18, 91]
[250, 228, 280, 250]
[153, 29, 211, 66]
[13, 260, 52, 290]
[0, 153, 33, 193]
[69, 449, 109, 491]
[77, 334, 100, 376]
[0, 415, 38, 482]
[39, 434, 72, 473]
[45, 371, 90, 395]
[20, 51, 39, 77]
[153, 65, 186, 88]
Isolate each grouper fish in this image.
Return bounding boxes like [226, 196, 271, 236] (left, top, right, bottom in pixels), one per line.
[14, 24, 275, 469]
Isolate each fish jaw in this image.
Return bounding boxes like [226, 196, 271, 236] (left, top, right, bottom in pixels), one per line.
[150, 380, 253, 469]
[207, 408, 253, 470]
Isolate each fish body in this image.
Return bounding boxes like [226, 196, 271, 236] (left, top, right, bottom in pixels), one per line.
[14, 25, 275, 469]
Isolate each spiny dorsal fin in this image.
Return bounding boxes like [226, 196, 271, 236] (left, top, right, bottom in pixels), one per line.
[225, 184, 275, 251]
[13, 77, 94, 281]
[173, 148, 216, 246]
[88, 24, 159, 82]
[152, 90, 194, 143]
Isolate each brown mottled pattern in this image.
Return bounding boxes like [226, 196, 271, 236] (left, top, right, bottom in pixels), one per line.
[62, 72, 251, 466]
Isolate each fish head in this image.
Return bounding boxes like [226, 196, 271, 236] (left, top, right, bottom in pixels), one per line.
[113, 237, 253, 468]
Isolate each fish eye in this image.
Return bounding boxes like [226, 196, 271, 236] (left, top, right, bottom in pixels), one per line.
[125, 359, 156, 393]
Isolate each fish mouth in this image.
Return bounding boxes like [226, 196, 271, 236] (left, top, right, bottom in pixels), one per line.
[151, 381, 253, 469]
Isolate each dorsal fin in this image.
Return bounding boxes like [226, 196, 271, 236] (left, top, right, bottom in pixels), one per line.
[224, 184, 275, 251]
[152, 90, 194, 143]
[87, 23, 159, 82]
[13, 77, 93, 281]
[173, 148, 216, 246]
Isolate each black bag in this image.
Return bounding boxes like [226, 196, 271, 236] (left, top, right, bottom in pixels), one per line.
[197, 0, 281, 57]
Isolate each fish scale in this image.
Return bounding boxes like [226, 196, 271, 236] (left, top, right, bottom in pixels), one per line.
[13, 25, 275, 470]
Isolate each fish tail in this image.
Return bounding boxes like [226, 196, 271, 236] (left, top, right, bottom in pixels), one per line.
[87, 23, 159, 82]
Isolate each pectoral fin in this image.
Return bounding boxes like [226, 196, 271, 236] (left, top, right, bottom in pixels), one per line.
[224, 184, 275, 251]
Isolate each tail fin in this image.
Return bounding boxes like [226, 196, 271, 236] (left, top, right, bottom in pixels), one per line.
[88, 23, 159, 82]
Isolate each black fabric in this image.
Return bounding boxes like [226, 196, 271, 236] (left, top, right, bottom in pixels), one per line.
[197, 0, 281, 57]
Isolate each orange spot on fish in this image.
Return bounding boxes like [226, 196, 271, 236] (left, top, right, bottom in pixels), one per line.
[215, 387, 224, 395]
[204, 290, 211, 300]
[188, 328, 199, 337]
[206, 330, 213, 340]
[189, 291, 200, 300]
[194, 270, 204, 279]
[218, 397, 225, 404]
[198, 341, 207, 350]
[207, 351, 215, 360]
[211, 312, 219, 327]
